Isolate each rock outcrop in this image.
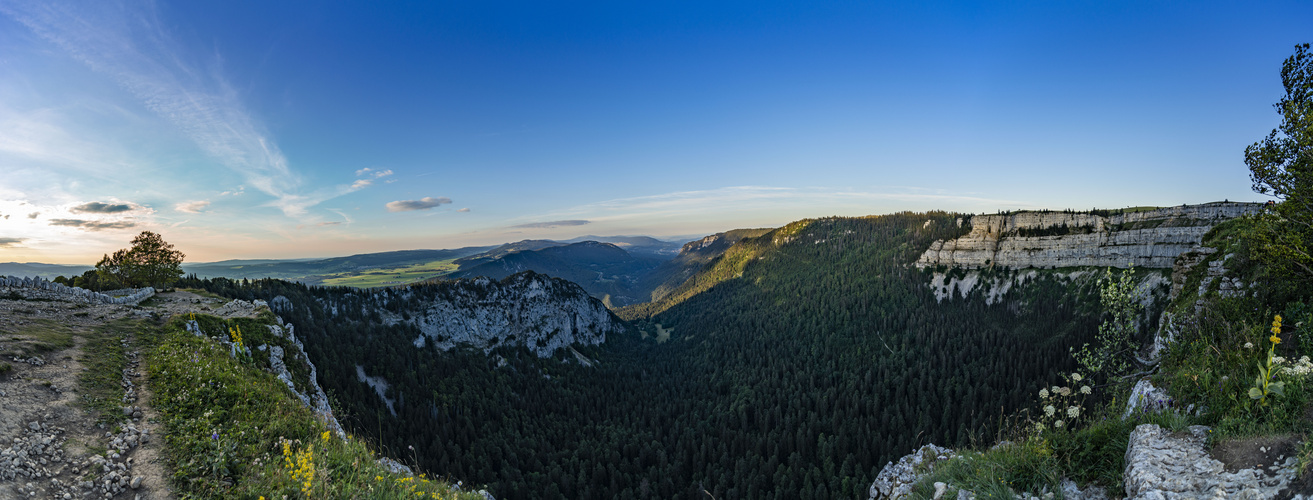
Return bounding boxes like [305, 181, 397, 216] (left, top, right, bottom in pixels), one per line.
[1123, 424, 1296, 499]
[868, 444, 956, 499]
[388, 271, 625, 357]
[916, 203, 1261, 270]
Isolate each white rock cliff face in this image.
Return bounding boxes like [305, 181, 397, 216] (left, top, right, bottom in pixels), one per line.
[398, 271, 623, 357]
[916, 202, 1261, 270]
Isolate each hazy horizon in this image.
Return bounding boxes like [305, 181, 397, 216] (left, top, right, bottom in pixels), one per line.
[1, 0, 1306, 264]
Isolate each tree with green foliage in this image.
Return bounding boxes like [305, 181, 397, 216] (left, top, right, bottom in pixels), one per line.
[1246, 43, 1313, 282]
[96, 231, 185, 289]
[1072, 267, 1142, 379]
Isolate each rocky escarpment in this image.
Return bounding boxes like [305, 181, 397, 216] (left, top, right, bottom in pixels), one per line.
[916, 202, 1261, 270]
[367, 271, 623, 357]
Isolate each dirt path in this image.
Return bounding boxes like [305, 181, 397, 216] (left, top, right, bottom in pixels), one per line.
[0, 290, 261, 499]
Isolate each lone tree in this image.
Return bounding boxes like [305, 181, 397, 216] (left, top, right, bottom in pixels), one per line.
[1247, 43, 1313, 281]
[96, 231, 185, 289]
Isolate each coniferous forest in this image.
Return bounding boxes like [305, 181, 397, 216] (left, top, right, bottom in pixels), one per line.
[181, 211, 1157, 500]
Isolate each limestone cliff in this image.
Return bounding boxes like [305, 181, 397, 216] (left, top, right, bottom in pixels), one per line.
[378, 271, 624, 357]
[916, 202, 1261, 270]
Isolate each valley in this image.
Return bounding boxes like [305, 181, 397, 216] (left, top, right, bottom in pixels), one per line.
[6, 199, 1311, 499]
[164, 205, 1246, 499]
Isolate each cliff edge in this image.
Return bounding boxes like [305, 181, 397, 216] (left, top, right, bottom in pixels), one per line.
[916, 202, 1261, 270]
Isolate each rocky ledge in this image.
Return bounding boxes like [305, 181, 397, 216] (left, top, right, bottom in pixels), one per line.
[916, 202, 1261, 270]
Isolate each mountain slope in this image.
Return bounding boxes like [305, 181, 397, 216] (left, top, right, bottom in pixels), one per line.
[447, 241, 665, 306]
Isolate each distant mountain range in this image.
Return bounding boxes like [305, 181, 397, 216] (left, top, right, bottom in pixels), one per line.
[0, 262, 94, 280]
[0, 234, 716, 304]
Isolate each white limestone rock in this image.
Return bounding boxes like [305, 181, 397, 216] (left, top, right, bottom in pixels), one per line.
[868, 444, 956, 499]
[917, 203, 1260, 270]
[1123, 424, 1296, 499]
[399, 271, 624, 357]
[1124, 379, 1172, 418]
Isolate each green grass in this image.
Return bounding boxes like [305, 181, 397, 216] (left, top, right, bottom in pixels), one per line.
[147, 314, 485, 499]
[0, 319, 77, 356]
[177, 288, 227, 300]
[907, 440, 1062, 499]
[79, 319, 134, 425]
[317, 259, 459, 287]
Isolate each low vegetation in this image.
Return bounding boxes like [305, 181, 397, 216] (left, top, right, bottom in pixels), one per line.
[79, 318, 134, 425]
[143, 312, 484, 499]
[2, 318, 77, 356]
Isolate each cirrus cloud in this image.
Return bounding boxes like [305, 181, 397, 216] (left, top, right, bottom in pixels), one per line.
[0, 237, 25, 247]
[386, 197, 452, 212]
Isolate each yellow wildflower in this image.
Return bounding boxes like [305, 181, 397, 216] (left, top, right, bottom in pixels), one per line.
[321, 430, 331, 442]
[1272, 334, 1282, 345]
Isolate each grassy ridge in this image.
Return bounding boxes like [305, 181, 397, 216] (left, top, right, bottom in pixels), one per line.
[146, 313, 485, 499]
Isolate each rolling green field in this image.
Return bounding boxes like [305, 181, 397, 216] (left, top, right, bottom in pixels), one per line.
[317, 259, 460, 287]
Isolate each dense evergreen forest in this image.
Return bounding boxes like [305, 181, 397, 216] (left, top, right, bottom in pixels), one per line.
[180, 211, 1151, 500]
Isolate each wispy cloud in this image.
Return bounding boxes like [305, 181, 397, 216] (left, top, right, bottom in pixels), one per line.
[71, 201, 133, 214]
[1, 0, 307, 216]
[510, 219, 590, 229]
[356, 167, 394, 179]
[27, 212, 39, 219]
[386, 197, 452, 212]
[0, 237, 24, 247]
[457, 208, 471, 213]
[49, 218, 135, 231]
[175, 200, 210, 213]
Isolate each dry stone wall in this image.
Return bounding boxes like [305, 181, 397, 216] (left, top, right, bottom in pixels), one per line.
[916, 202, 1261, 270]
[0, 275, 154, 305]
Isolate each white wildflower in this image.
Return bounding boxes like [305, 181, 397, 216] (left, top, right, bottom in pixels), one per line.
[1071, 373, 1082, 382]
[1244, 342, 1254, 349]
[1274, 356, 1287, 365]
[1067, 406, 1080, 418]
[1039, 388, 1049, 399]
[1054, 420, 1065, 429]
[1044, 405, 1055, 417]
[1058, 386, 1072, 397]
[1081, 385, 1092, 395]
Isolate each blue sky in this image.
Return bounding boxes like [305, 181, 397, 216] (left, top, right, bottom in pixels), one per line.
[0, 0, 1308, 263]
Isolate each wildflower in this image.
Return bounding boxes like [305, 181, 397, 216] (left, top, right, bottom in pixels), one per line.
[1058, 387, 1072, 397]
[211, 433, 218, 440]
[322, 430, 331, 442]
[1067, 406, 1080, 418]
[1245, 342, 1254, 349]
[1071, 373, 1082, 382]
[1054, 420, 1065, 429]
[1044, 405, 1055, 417]
[1081, 385, 1092, 395]
[1039, 388, 1049, 399]
[1272, 333, 1282, 345]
